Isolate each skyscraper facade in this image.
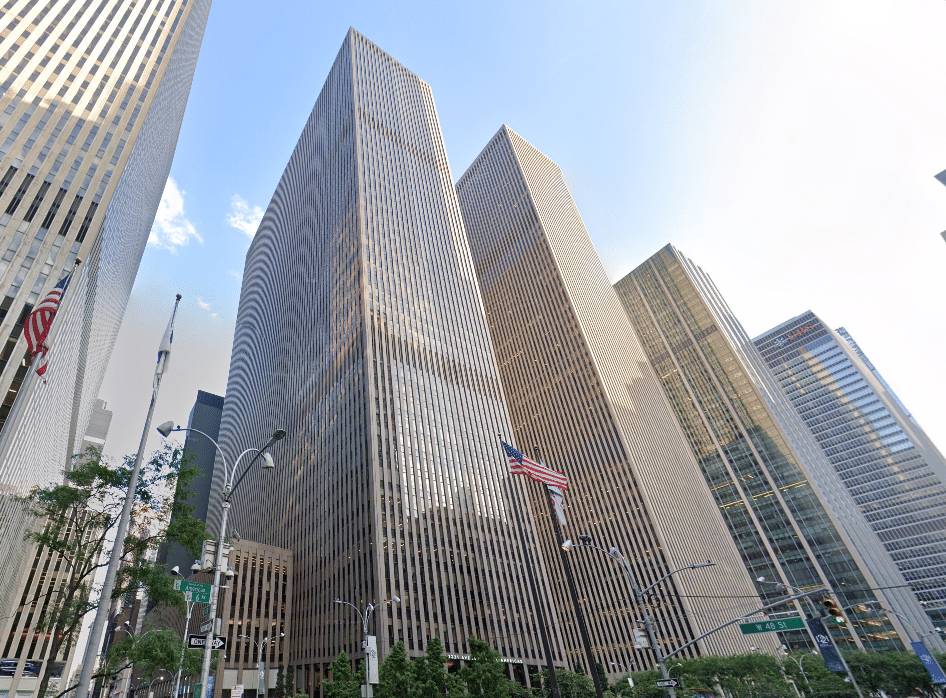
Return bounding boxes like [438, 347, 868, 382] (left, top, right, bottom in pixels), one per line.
[755, 312, 946, 629]
[0, 0, 212, 610]
[456, 127, 770, 678]
[614, 245, 941, 651]
[218, 31, 564, 697]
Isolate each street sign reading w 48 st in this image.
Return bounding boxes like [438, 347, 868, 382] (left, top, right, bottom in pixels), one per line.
[739, 616, 805, 634]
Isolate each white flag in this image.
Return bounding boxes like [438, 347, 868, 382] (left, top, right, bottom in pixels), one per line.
[154, 297, 180, 386]
[548, 485, 567, 527]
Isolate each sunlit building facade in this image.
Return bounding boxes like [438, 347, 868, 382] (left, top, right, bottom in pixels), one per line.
[755, 312, 946, 629]
[614, 245, 942, 651]
[219, 31, 565, 698]
[0, 0, 212, 612]
[456, 127, 771, 679]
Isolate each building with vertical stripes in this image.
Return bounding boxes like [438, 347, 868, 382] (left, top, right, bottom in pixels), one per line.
[0, 0, 212, 614]
[218, 31, 565, 697]
[456, 126, 771, 680]
[755, 312, 946, 630]
[614, 245, 942, 652]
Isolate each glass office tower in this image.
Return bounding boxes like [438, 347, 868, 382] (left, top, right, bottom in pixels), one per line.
[456, 127, 769, 678]
[0, 0, 211, 613]
[756, 312, 946, 629]
[219, 31, 564, 697]
[614, 244, 941, 651]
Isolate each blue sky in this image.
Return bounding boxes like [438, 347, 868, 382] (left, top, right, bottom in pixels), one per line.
[98, 0, 946, 461]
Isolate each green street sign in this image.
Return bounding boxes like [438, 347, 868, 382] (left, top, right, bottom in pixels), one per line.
[173, 579, 212, 604]
[202, 605, 210, 618]
[740, 617, 805, 635]
[193, 684, 201, 698]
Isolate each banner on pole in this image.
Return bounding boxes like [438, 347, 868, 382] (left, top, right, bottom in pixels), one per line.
[366, 635, 379, 684]
[911, 641, 946, 684]
[806, 617, 844, 672]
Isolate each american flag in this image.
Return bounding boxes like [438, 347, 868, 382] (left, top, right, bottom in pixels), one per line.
[501, 440, 568, 490]
[24, 271, 74, 377]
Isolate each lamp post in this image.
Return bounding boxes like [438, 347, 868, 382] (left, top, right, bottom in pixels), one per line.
[333, 596, 400, 697]
[782, 649, 817, 688]
[562, 534, 716, 698]
[238, 633, 284, 697]
[757, 577, 865, 698]
[157, 423, 286, 698]
[170, 567, 197, 698]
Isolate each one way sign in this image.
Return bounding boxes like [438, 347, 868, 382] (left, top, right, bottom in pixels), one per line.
[188, 634, 227, 651]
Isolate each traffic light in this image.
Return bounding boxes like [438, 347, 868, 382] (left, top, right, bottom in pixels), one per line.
[633, 627, 650, 649]
[822, 597, 846, 624]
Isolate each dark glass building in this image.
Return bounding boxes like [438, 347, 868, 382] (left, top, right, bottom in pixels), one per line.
[614, 244, 940, 651]
[756, 312, 946, 631]
[217, 31, 564, 697]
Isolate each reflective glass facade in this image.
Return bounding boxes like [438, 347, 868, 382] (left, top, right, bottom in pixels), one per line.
[220, 31, 563, 697]
[457, 128, 769, 678]
[614, 245, 940, 651]
[0, 0, 211, 614]
[756, 312, 946, 629]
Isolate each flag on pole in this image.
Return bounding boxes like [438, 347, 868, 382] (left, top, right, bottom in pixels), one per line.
[24, 267, 77, 378]
[547, 485, 567, 526]
[501, 440, 568, 490]
[153, 296, 180, 388]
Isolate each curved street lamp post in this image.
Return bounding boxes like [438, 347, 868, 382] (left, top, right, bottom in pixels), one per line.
[562, 534, 716, 698]
[237, 633, 285, 697]
[157, 422, 286, 698]
[333, 596, 400, 697]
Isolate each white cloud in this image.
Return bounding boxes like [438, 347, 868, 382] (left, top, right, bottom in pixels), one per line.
[148, 178, 202, 253]
[196, 296, 218, 320]
[226, 195, 264, 239]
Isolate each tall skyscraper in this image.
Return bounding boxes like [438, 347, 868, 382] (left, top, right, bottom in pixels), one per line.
[218, 31, 565, 697]
[158, 390, 224, 575]
[0, 0, 212, 609]
[755, 312, 946, 629]
[614, 244, 942, 651]
[456, 127, 770, 678]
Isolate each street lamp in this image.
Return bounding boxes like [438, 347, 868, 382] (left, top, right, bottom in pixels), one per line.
[157, 424, 286, 698]
[170, 567, 197, 698]
[562, 535, 715, 698]
[237, 633, 285, 697]
[333, 596, 400, 697]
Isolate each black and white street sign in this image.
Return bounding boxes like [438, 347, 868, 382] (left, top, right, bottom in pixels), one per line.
[656, 678, 682, 688]
[188, 634, 227, 651]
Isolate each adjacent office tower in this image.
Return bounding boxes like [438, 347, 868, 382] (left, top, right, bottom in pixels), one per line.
[158, 390, 224, 575]
[0, 0, 212, 609]
[755, 312, 946, 629]
[219, 31, 564, 697]
[456, 127, 769, 678]
[614, 245, 941, 651]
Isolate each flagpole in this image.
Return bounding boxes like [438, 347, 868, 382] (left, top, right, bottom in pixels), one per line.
[0, 259, 83, 469]
[75, 294, 182, 698]
[534, 446, 603, 698]
[498, 434, 561, 698]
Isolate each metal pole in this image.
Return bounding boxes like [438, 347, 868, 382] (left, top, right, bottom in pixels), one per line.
[76, 296, 181, 698]
[198, 496, 229, 698]
[535, 447, 602, 698]
[172, 598, 194, 698]
[498, 436, 561, 698]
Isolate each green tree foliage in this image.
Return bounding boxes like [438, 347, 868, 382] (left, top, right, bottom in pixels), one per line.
[532, 666, 598, 698]
[274, 665, 295, 698]
[460, 638, 516, 697]
[17, 445, 206, 698]
[377, 641, 414, 698]
[411, 637, 463, 698]
[323, 653, 364, 698]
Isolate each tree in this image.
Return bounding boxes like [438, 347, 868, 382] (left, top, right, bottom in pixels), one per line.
[323, 653, 364, 698]
[460, 638, 515, 697]
[275, 665, 295, 698]
[411, 638, 463, 698]
[17, 444, 205, 698]
[532, 667, 597, 698]
[377, 641, 414, 698]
